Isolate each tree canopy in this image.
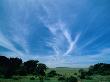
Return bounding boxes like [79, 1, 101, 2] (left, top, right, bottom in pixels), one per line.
[0, 55, 47, 78]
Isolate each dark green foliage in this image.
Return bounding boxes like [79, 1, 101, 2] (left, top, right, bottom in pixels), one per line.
[58, 76, 66, 81]
[0, 56, 22, 78]
[0, 55, 47, 78]
[24, 60, 39, 74]
[47, 70, 57, 77]
[30, 77, 35, 80]
[9, 57, 22, 75]
[45, 77, 50, 80]
[36, 63, 47, 82]
[78, 63, 110, 80]
[79, 69, 87, 79]
[79, 69, 84, 73]
[10, 58, 22, 68]
[80, 71, 86, 79]
[74, 73, 77, 75]
[57, 74, 63, 77]
[85, 76, 92, 80]
[36, 63, 47, 76]
[18, 66, 27, 76]
[0, 56, 10, 76]
[39, 76, 44, 82]
[66, 76, 78, 82]
[58, 76, 78, 82]
[12, 77, 19, 80]
[88, 63, 110, 75]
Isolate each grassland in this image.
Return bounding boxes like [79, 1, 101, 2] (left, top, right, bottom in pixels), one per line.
[0, 68, 110, 82]
[47, 67, 81, 76]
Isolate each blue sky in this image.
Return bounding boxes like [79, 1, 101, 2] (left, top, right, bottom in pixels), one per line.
[0, 0, 110, 68]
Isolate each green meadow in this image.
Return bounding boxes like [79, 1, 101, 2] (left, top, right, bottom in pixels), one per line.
[0, 68, 110, 82]
[1, 0, 110, 82]
[0, 56, 110, 82]
[47, 68, 81, 76]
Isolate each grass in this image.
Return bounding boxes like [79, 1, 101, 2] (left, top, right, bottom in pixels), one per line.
[0, 76, 110, 82]
[0, 77, 58, 82]
[47, 68, 82, 76]
[0, 68, 110, 82]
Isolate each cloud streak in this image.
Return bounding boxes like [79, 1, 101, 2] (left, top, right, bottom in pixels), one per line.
[39, 1, 81, 57]
[0, 32, 24, 56]
[0, 0, 110, 67]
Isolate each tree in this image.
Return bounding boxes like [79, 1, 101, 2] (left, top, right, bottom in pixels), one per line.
[58, 76, 66, 82]
[66, 76, 78, 82]
[47, 70, 57, 77]
[0, 56, 22, 78]
[87, 65, 94, 76]
[24, 60, 39, 74]
[36, 63, 47, 82]
[79, 69, 87, 79]
[9, 57, 22, 75]
[0, 56, 11, 78]
[18, 66, 27, 76]
[88, 63, 110, 75]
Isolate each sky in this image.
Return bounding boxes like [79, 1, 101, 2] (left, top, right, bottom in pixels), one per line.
[0, 0, 110, 68]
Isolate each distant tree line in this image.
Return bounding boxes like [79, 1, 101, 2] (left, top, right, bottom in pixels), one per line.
[0, 55, 110, 82]
[88, 63, 110, 75]
[0, 55, 47, 79]
[79, 63, 110, 80]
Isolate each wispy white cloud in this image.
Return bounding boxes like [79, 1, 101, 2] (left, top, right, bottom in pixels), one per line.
[79, 28, 110, 50]
[39, 13, 81, 67]
[42, 20, 79, 56]
[0, 32, 24, 56]
[1, 0, 110, 68]
[64, 33, 80, 56]
[37, 0, 110, 67]
[38, 1, 82, 67]
[9, 20, 30, 54]
[36, 48, 110, 68]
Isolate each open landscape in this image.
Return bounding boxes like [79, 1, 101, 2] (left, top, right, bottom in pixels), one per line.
[0, 56, 110, 82]
[0, 0, 110, 82]
[0, 68, 110, 82]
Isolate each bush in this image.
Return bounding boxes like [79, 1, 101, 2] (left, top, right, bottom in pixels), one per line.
[88, 63, 110, 75]
[79, 69, 87, 79]
[12, 76, 22, 80]
[47, 70, 57, 77]
[13, 77, 19, 80]
[57, 74, 63, 77]
[30, 77, 35, 80]
[66, 76, 78, 82]
[74, 73, 77, 75]
[45, 77, 50, 80]
[58, 76, 66, 81]
[18, 69, 27, 76]
[85, 76, 92, 80]
[0, 75, 3, 78]
[4, 71, 13, 79]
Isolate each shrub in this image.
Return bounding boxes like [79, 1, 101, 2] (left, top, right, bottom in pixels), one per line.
[57, 74, 63, 77]
[66, 76, 78, 82]
[45, 77, 50, 80]
[85, 76, 92, 80]
[58, 76, 66, 81]
[74, 73, 77, 75]
[88, 63, 110, 75]
[30, 77, 35, 80]
[13, 77, 19, 80]
[0, 75, 3, 78]
[18, 69, 27, 76]
[79, 69, 87, 79]
[47, 70, 57, 77]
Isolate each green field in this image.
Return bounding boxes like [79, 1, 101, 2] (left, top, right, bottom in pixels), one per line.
[47, 68, 81, 76]
[0, 68, 110, 82]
